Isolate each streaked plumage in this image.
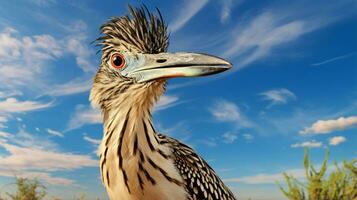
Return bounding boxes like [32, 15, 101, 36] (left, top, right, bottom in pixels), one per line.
[90, 5, 236, 200]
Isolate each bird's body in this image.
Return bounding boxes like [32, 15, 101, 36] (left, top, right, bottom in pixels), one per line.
[90, 5, 236, 200]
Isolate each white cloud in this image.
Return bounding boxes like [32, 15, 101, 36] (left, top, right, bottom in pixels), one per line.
[46, 128, 64, 137]
[22, 34, 62, 62]
[83, 135, 101, 145]
[67, 105, 102, 131]
[0, 115, 8, 128]
[0, 142, 96, 171]
[221, 1, 356, 70]
[260, 88, 296, 106]
[299, 116, 357, 135]
[0, 116, 7, 122]
[311, 51, 357, 66]
[0, 170, 73, 186]
[329, 136, 346, 146]
[0, 23, 95, 97]
[223, 12, 308, 64]
[0, 128, 97, 185]
[222, 132, 238, 143]
[0, 64, 37, 88]
[61, 20, 96, 73]
[66, 37, 95, 72]
[0, 27, 62, 89]
[0, 27, 21, 59]
[224, 168, 306, 184]
[211, 100, 241, 121]
[225, 161, 340, 185]
[45, 77, 92, 96]
[199, 138, 217, 147]
[242, 133, 254, 140]
[9, 128, 58, 150]
[0, 98, 52, 113]
[291, 140, 322, 148]
[210, 99, 252, 128]
[30, 0, 56, 7]
[155, 95, 179, 111]
[170, 0, 209, 32]
[0, 90, 22, 99]
[0, 131, 10, 138]
[220, 0, 235, 23]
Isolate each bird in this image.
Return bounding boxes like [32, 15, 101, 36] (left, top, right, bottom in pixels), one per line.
[90, 5, 236, 200]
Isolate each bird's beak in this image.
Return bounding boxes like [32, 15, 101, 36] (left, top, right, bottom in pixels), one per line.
[126, 52, 232, 83]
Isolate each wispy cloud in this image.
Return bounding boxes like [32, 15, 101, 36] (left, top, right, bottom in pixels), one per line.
[66, 105, 102, 131]
[0, 27, 21, 59]
[221, 1, 357, 70]
[223, 12, 310, 66]
[29, 0, 56, 7]
[0, 141, 97, 185]
[311, 51, 357, 66]
[0, 115, 8, 128]
[0, 128, 97, 185]
[0, 170, 74, 186]
[45, 77, 92, 96]
[329, 136, 346, 146]
[83, 135, 101, 145]
[299, 116, 357, 135]
[242, 133, 254, 141]
[222, 132, 238, 143]
[170, 0, 209, 32]
[198, 138, 217, 147]
[224, 161, 338, 185]
[65, 21, 96, 73]
[0, 130, 10, 138]
[210, 99, 252, 128]
[224, 168, 305, 184]
[220, 0, 234, 23]
[154, 95, 180, 111]
[259, 101, 357, 136]
[0, 90, 22, 99]
[0, 21, 95, 97]
[0, 27, 62, 89]
[0, 98, 52, 113]
[46, 128, 64, 137]
[260, 88, 296, 107]
[7, 128, 58, 150]
[291, 140, 322, 148]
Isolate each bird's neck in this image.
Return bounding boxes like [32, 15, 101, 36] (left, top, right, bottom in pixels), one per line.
[98, 80, 166, 165]
[101, 98, 158, 157]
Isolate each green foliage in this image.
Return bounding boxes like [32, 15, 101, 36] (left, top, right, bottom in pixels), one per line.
[0, 177, 103, 200]
[278, 149, 357, 200]
[5, 177, 46, 200]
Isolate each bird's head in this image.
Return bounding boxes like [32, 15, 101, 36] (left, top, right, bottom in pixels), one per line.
[90, 5, 231, 110]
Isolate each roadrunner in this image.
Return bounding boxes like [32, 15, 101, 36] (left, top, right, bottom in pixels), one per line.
[90, 5, 236, 200]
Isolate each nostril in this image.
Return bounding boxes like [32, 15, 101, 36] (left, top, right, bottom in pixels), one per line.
[156, 59, 167, 63]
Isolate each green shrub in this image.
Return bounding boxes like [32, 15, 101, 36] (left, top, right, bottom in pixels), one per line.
[5, 177, 46, 200]
[278, 149, 357, 200]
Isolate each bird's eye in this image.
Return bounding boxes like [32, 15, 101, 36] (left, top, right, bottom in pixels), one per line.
[110, 53, 125, 69]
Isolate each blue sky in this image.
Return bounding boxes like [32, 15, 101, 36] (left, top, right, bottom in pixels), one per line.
[0, 0, 356, 199]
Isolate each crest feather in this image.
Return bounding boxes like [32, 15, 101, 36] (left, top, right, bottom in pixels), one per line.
[97, 5, 169, 54]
